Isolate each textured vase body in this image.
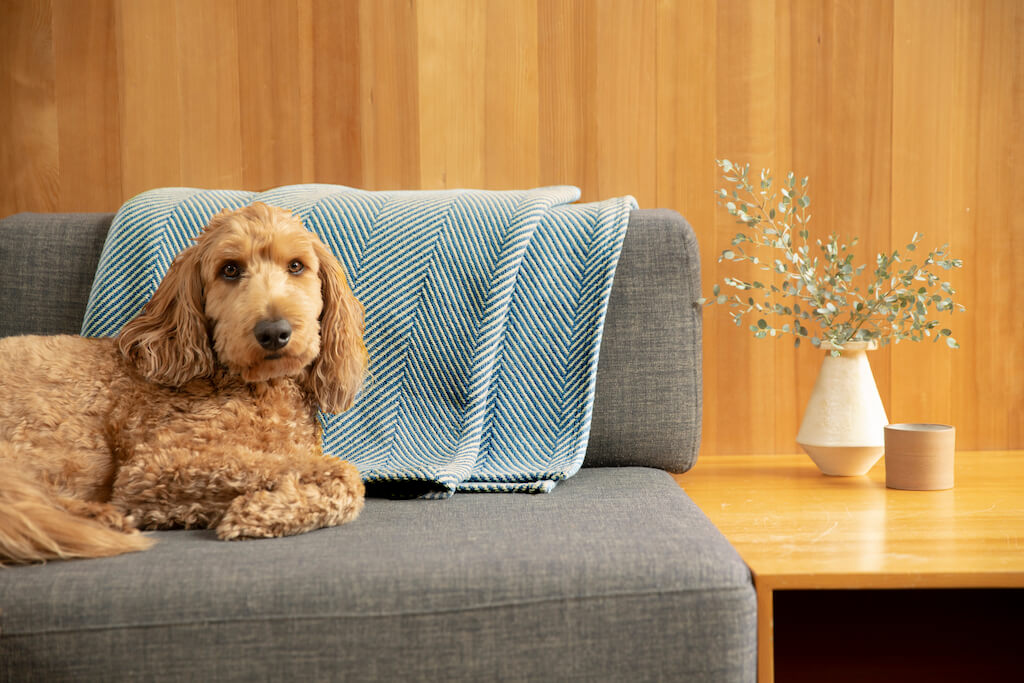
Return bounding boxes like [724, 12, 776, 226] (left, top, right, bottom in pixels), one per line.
[796, 341, 888, 476]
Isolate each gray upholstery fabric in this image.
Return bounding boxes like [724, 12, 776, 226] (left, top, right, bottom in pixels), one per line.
[0, 210, 749, 681]
[0, 213, 111, 337]
[0, 468, 755, 682]
[0, 210, 703, 473]
[589, 209, 703, 472]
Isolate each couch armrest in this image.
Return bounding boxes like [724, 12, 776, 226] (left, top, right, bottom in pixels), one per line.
[586, 209, 703, 473]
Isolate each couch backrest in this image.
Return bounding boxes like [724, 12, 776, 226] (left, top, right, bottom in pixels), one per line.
[0, 213, 110, 336]
[0, 209, 702, 473]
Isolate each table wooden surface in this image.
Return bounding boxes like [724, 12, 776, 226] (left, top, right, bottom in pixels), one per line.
[674, 450, 1024, 682]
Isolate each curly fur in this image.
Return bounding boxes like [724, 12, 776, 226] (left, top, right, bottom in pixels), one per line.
[0, 203, 368, 565]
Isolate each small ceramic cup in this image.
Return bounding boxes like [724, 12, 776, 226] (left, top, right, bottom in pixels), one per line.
[884, 423, 955, 490]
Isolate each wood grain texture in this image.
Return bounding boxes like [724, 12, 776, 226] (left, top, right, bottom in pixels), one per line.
[676, 451, 1024, 683]
[175, 0, 243, 190]
[236, 0, 308, 190]
[115, 0, 182, 198]
[711, 0, 780, 455]
[678, 451, 1024, 584]
[537, 0, 597, 193]
[483, 0, 539, 190]
[312, 0, 362, 187]
[0, 0, 1019, 453]
[416, 0, 486, 189]
[357, 0, 419, 190]
[52, 0, 122, 210]
[1, 0, 58, 213]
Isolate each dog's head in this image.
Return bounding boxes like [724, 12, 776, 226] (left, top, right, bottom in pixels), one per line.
[117, 203, 368, 413]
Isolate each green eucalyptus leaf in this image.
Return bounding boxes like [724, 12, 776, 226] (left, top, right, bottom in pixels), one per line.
[707, 161, 963, 351]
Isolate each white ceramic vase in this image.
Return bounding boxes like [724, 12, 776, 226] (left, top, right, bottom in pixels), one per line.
[796, 340, 888, 476]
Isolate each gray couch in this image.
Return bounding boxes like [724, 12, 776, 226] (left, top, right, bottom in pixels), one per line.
[0, 210, 756, 681]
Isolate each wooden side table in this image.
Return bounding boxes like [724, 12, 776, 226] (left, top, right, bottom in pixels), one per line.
[674, 451, 1024, 683]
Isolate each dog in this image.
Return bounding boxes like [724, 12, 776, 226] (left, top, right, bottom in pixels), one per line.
[0, 203, 368, 565]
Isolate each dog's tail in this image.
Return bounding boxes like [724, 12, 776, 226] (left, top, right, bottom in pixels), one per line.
[0, 465, 154, 566]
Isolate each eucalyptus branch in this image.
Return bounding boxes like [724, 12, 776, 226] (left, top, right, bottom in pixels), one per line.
[698, 160, 965, 355]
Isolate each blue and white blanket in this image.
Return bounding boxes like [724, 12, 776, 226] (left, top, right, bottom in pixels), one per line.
[83, 186, 634, 497]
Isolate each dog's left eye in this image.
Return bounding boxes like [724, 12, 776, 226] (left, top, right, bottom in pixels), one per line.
[288, 260, 305, 275]
[221, 263, 241, 280]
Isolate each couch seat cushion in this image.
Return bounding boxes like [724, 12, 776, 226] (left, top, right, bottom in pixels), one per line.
[0, 468, 755, 682]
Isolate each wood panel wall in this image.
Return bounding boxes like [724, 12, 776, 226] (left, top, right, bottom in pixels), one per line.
[2, 0, 1021, 455]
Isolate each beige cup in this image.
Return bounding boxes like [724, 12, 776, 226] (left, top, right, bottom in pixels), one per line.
[884, 424, 955, 490]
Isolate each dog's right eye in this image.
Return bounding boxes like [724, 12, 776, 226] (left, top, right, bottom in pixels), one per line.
[221, 263, 241, 280]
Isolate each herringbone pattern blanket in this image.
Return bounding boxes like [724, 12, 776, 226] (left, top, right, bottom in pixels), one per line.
[83, 186, 634, 496]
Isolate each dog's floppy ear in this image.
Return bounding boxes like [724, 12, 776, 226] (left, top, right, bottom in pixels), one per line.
[306, 238, 368, 413]
[117, 244, 214, 386]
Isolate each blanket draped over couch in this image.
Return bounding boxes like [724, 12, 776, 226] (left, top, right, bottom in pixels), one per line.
[82, 186, 635, 497]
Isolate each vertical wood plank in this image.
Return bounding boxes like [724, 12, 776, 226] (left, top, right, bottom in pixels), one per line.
[483, 0, 540, 190]
[711, 0, 781, 454]
[976, 0, 1023, 448]
[655, 0, 716, 224]
[944, 0, 983, 450]
[781, 0, 895, 453]
[296, 0, 315, 183]
[770, 0, 798, 455]
[52, 0, 122, 211]
[825, 0, 894, 433]
[942, 0, 1024, 449]
[593, 0, 656, 207]
[656, 0, 718, 453]
[891, 0, 962, 430]
[116, 0, 182, 198]
[175, 0, 243, 190]
[0, 0, 59, 215]
[236, 0, 305, 190]
[312, 0, 363, 186]
[358, 0, 420, 190]
[538, 0, 597, 193]
[416, 0, 486, 189]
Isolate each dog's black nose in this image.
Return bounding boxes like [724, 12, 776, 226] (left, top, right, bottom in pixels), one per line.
[253, 319, 292, 351]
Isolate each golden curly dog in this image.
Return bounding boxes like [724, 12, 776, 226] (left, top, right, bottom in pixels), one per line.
[0, 203, 368, 565]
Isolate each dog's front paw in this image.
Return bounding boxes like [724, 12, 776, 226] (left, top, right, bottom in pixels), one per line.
[215, 465, 365, 541]
[216, 490, 287, 540]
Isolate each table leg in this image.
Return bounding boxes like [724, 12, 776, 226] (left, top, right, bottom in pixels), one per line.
[754, 575, 774, 683]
